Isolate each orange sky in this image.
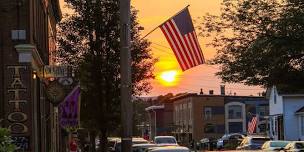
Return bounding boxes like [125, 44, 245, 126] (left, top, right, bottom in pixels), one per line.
[59, 0, 264, 97]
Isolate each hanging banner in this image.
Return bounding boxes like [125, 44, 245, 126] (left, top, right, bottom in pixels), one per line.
[59, 85, 80, 128]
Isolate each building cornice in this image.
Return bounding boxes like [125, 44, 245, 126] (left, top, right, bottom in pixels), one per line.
[15, 44, 44, 70]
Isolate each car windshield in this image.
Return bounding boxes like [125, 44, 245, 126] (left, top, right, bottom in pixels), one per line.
[251, 138, 270, 145]
[155, 138, 176, 144]
[270, 141, 289, 147]
[295, 143, 304, 149]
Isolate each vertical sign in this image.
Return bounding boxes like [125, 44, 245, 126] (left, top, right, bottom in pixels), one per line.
[5, 65, 32, 151]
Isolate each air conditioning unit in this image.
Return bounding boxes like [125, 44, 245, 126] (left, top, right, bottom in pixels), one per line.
[11, 30, 26, 40]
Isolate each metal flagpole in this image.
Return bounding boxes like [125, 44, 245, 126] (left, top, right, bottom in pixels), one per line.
[120, 0, 133, 151]
[141, 5, 190, 39]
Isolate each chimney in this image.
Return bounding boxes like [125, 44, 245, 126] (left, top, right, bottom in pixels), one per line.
[209, 90, 214, 95]
[220, 85, 225, 95]
[200, 88, 203, 95]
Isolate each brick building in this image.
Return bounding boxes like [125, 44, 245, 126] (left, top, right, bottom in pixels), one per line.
[171, 93, 225, 144]
[0, 0, 62, 151]
[147, 91, 269, 144]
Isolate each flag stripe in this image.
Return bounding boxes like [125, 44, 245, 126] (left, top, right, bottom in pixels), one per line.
[170, 20, 196, 67]
[163, 22, 189, 70]
[186, 34, 201, 65]
[167, 20, 193, 68]
[191, 32, 205, 64]
[184, 33, 199, 66]
[160, 25, 186, 70]
[248, 116, 258, 134]
[159, 8, 205, 71]
[165, 21, 191, 69]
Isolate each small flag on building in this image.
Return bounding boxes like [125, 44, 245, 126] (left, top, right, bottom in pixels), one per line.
[59, 85, 80, 128]
[248, 116, 258, 134]
[160, 7, 205, 71]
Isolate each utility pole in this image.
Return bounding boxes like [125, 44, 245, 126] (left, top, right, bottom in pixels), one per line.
[120, 0, 132, 151]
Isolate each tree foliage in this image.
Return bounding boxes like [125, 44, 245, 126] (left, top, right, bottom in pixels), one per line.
[0, 128, 16, 152]
[56, 0, 156, 151]
[198, 0, 304, 90]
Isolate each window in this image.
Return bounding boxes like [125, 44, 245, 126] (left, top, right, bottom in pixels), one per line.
[204, 107, 212, 120]
[228, 105, 242, 119]
[204, 123, 215, 133]
[257, 106, 269, 117]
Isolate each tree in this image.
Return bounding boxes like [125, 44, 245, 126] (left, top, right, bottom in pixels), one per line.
[0, 128, 16, 152]
[56, 0, 156, 151]
[198, 0, 304, 91]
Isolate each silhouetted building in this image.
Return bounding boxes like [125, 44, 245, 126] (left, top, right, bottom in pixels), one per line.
[0, 0, 61, 151]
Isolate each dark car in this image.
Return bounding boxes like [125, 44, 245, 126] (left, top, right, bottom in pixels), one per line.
[216, 133, 245, 149]
[236, 136, 270, 150]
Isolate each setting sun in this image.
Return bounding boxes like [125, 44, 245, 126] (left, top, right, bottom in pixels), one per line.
[158, 70, 179, 86]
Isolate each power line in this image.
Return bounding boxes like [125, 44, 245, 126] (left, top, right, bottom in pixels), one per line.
[150, 46, 174, 56]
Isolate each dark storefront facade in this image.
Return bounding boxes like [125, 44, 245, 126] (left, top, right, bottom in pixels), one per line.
[0, 0, 62, 151]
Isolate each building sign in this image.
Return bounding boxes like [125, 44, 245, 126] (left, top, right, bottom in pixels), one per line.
[46, 81, 66, 105]
[42, 65, 72, 78]
[5, 65, 32, 151]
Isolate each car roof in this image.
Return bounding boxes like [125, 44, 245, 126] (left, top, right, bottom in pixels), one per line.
[245, 136, 269, 139]
[149, 146, 189, 151]
[133, 143, 156, 147]
[155, 136, 176, 138]
[269, 140, 289, 143]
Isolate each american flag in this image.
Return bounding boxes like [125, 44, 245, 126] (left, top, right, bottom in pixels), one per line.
[248, 116, 258, 134]
[160, 8, 205, 71]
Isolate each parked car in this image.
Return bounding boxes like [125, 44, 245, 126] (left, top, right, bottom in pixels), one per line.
[236, 136, 270, 150]
[216, 133, 245, 149]
[113, 137, 149, 152]
[261, 140, 290, 151]
[282, 141, 304, 152]
[154, 136, 178, 146]
[132, 143, 157, 152]
[108, 137, 120, 152]
[147, 146, 190, 152]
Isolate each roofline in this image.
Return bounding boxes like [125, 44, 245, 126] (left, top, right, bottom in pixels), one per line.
[295, 112, 304, 115]
[145, 105, 165, 111]
[281, 94, 304, 97]
[170, 93, 265, 102]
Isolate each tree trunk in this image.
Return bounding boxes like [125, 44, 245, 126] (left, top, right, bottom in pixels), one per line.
[90, 130, 97, 152]
[98, 128, 108, 152]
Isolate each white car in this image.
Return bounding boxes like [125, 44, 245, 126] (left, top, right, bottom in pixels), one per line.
[236, 136, 270, 150]
[283, 141, 304, 152]
[132, 143, 157, 152]
[147, 146, 190, 152]
[154, 136, 178, 146]
[261, 140, 290, 151]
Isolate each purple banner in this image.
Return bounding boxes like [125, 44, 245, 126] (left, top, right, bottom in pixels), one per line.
[59, 85, 80, 128]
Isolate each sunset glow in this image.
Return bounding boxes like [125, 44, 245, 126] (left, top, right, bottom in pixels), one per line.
[59, 0, 264, 96]
[158, 70, 179, 86]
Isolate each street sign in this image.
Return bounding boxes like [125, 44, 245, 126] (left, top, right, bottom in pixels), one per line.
[42, 65, 71, 78]
[58, 77, 73, 86]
